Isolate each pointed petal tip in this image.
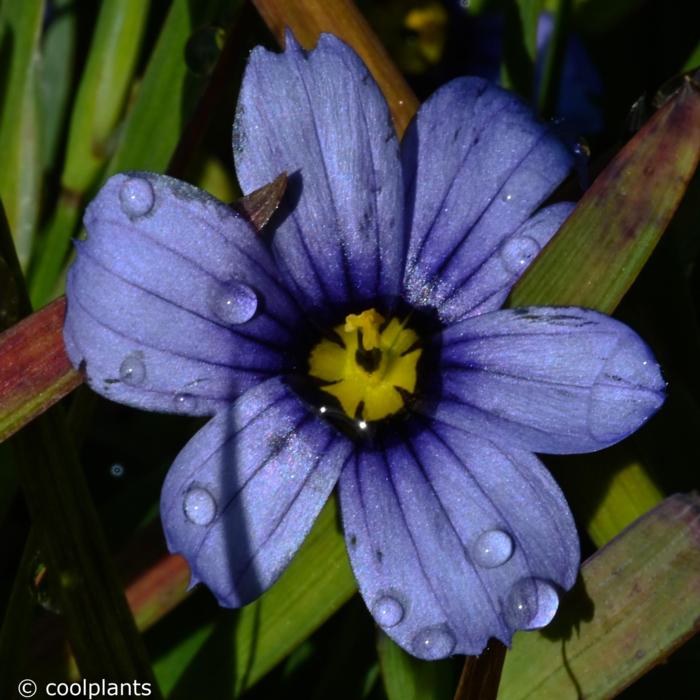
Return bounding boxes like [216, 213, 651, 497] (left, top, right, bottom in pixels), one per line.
[283, 28, 303, 53]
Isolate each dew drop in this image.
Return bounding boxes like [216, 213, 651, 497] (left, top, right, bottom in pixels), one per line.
[500, 236, 541, 275]
[119, 352, 146, 385]
[211, 281, 258, 324]
[183, 487, 217, 526]
[185, 25, 225, 76]
[472, 529, 514, 568]
[119, 177, 155, 217]
[504, 578, 559, 630]
[501, 192, 513, 202]
[412, 624, 456, 660]
[109, 463, 125, 478]
[173, 392, 198, 413]
[372, 595, 405, 628]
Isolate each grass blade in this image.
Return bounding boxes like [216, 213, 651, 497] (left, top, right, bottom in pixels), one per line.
[0, 0, 45, 269]
[29, 0, 151, 305]
[511, 76, 700, 312]
[499, 494, 700, 699]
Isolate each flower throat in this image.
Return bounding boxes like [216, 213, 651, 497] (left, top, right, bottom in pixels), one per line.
[308, 308, 422, 422]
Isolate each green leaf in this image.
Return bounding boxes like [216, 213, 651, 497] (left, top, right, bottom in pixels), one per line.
[29, 0, 151, 305]
[153, 619, 217, 696]
[377, 633, 456, 700]
[0, 0, 45, 269]
[232, 496, 356, 694]
[500, 0, 544, 98]
[9, 407, 162, 691]
[39, 0, 77, 171]
[516, 0, 545, 60]
[556, 443, 664, 547]
[107, 0, 237, 175]
[682, 42, 700, 72]
[62, 0, 150, 192]
[0, 197, 160, 690]
[131, 496, 356, 696]
[511, 78, 700, 312]
[499, 494, 700, 699]
[29, 0, 239, 306]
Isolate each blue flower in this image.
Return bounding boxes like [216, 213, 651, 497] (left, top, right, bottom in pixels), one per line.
[63, 34, 664, 659]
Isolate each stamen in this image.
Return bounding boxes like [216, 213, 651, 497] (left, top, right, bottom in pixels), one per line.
[345, 309, 385, 350]
[308, 307, 422, 423]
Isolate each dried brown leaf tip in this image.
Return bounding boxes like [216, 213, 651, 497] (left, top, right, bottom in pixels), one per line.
[234, 172, 288, 233]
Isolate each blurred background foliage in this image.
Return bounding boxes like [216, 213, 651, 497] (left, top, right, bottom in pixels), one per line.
[1, 0, 699, 698]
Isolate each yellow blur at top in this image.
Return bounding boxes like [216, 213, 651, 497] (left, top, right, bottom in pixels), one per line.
[308, 309, 422, 422]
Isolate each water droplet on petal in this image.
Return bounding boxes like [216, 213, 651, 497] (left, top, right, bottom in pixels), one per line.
[411, 624, 456, 660]
[119, 352, 146, 385]
[504, 578, 559, 630]
[120, 177, 155, 217]
[501, 192, 513, 202]
[372, 595, 405, 628]
[500, 236, 541, 275]
[173, 392, 198, 413]
[211, 281, 258, 325]
[183, 487, 217, 526]
[473, 529, 514, 568]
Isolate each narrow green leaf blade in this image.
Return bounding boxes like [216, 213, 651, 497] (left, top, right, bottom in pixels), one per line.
[39, 0, 77, 171]
[500, 0, 544, 97]
[517, 0, 545, 60]
[152, 620, 216, 696]
[62, 0, 150, 192]
[152, 498, 355, 696]
[34, 496, 355, 693]
[683, 41, 700, 72]
[10, 408, 162, 691]
[233, 496, 356, 693]
[511, 77, 700, 312]
[0, 202, 160, 690]
[29, 0, 151, 304]
[499, 494, 700, 699]
[0, 0, 45, 268]
[378, 633, 455, 700]
[107, 0, 236, 175]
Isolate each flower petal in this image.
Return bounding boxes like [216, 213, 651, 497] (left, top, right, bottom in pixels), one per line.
[440, 202, 574, 319]
[234, 33, 404, 316]
[161, 378, 353, 606]
[402, 78, 573, 322]
[64, 172, 303, 415]
[338, 421, 578, 658]
[431, 307, 666, 454]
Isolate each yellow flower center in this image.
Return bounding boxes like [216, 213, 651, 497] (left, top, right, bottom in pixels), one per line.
[308, 308, 422, 422]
